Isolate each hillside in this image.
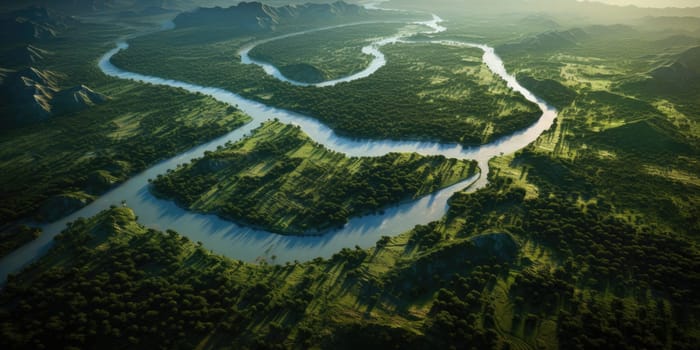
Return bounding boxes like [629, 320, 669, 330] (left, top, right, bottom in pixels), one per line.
[0, 44, 50, 67]
[0, 6, 77, 44]
[621, 46, 700, 96]
[675, 46, 700, 72]
[51, 84, 108, 114]
[0, 67, 107, 126]
[498, 28, 589, 53]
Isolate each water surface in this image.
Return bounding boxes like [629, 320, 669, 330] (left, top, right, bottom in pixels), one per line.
[0, 14, 556, 282]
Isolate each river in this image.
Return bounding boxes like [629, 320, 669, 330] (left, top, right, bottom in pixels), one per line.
[0, 12, 556, 282]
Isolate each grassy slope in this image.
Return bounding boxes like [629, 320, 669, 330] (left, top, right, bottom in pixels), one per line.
[495, 23, 700, 237]
[151, 120, 477, 233]
[111, 24, 540, 146]
[0, 20, 251, 226]
[249, 23, 403, 83]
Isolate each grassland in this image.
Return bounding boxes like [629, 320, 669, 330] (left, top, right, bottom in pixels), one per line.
[151, 120, 477, 233]
[111, 25, 541, 146]
[249, 23, 403, 83]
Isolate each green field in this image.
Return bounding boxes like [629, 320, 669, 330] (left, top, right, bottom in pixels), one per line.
[249, 23, 404, 83]
[112, 25, 540, 146]
[151, 120, 477, 233]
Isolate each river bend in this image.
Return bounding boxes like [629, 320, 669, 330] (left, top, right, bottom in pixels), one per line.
[0, 13, 557, 282]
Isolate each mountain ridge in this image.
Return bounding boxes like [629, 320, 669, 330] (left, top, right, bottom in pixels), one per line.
[0, 67, 107, 126]
[644, 46, 700, 89]
[0, 44, 51, 67]
[0, 5, 78, 44]
[173, 1, 369, 32]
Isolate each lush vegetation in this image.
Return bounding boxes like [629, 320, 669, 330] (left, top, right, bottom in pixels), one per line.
[439, 172, 699, 349]
[0, 225, 40, 259]
[3, 161, 698, 349]
[0, 19, 250, 227]
[151, 120, 477, 233]
[2, 2, 699, 349]
[492, 21, 700, 237]
[112, 26, 540, 146]
[249, 23, 403, 83]
[0, 207, 520, 349]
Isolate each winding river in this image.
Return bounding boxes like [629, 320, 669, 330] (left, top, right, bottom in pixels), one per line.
[0, 12, 557, 282]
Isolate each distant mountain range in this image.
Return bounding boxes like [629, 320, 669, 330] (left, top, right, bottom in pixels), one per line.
[590, 0, 700, 8]
[380, 0, 700, 20]
[0, 0, 357, 16]
[0, 5, 77, 44]
[635, 16, 700, 32]
[1, 0, 180, 14]
[498, 28, 589, 53]
[498, 19, 698, 54]
[173, 1, 369, 31]
[0, 5, 108, 127]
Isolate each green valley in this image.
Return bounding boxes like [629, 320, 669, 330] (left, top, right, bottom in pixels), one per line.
[1, 0, 699, 349]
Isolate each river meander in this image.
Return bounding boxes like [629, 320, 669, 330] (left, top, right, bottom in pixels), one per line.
[0, 13, 557, 282]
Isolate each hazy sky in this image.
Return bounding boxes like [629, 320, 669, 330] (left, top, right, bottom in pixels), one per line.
[581, 0, 700, 7]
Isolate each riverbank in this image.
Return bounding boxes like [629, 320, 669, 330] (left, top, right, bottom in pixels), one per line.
[0, 13, 556, 282]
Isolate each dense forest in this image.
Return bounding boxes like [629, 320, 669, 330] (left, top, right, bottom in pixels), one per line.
[0, 206, 513, 349]
[249, 23, 403, 83]
[111, 31, 541, 146]
[151, 121, 477, 233]
[1, 1, 699, 349]
[2, 162, 698, 349]
[0, 15, 250, 227]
